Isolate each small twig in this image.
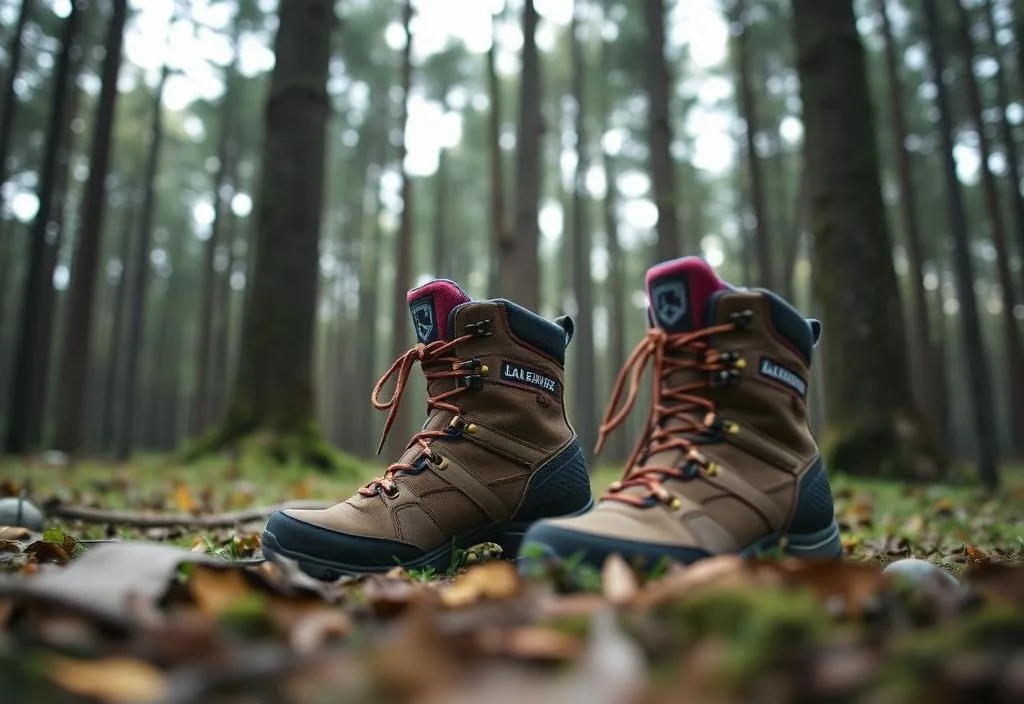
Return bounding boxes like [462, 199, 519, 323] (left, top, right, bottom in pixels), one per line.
[45, 500, 334, 528]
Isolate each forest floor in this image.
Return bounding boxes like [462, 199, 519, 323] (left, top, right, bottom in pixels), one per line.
[0, 454, 1023, 703]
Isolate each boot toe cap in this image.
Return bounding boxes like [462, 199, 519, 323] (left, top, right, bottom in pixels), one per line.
[262, 510, 424, 577]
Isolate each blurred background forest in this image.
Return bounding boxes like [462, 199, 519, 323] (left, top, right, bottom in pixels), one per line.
[1, 0, 1023, 485]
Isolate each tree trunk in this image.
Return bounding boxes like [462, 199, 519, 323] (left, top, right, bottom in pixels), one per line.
[99, 194, 136, 452]
[116, 61, 169, 463]
[921, 0, 1000, 488]
[643, 0, 681, 262]
[0, 0, 32, 216]
[876, 0, 943, 447]
[791, 0, 942, 480]
[981, 0, 1024, 321]
[193, 17, 241, 437]
[569, 0, 596, 466]
[210, 209, 237, 422]
[953, 0, 1024, 457]
[207, 0, 336, 469]
[55, 0, 128, 455]
[730, 0, 772, 289]
[599, 0, 627, 464]
[386, 0, 415, 460]
[504, 0, 542, 310]
[779, 164, 807, 302]
[433, 136, 448, 277]
[4, 1, 82, 454]
[486, 18, 506, 300]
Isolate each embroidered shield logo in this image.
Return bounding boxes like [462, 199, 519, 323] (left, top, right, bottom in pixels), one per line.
[651, 281, 687, 327]
[411, 300, 435, 342]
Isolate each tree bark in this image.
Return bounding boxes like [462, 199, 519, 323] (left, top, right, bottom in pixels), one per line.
[486, 18, 506, 300]
[99, 194, 137, 452]
[730, 0, 772, 288]
[0, 0, 32, 216]
[193, 16, 241, 437]
[791, 0, 942, 480]
[386, 0, 415, 460]
[55, 0, 128, 455]
[981, 0, 1024, 319]
[921, 0, 1000, 488]
[4, 1, 83, 454]
[116, 61, 169, 462]
[569, 0, 596, 466]
[875, 0, 943, 447]
[504, 0, 542, 310]
[206, 0, 337, 468]
[952, 0, 1024, 457]
[643, 0, 681, 262]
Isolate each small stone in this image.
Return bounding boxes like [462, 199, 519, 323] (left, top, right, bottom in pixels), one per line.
[882, 557, 960, 590]
[0, 495, 45, 532]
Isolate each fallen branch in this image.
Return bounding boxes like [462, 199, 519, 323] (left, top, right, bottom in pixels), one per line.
[45, 500, 334, 528]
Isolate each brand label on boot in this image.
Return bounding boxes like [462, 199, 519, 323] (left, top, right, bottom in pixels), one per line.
[758, 357, 807, 398]
[500, 362, 560, 397]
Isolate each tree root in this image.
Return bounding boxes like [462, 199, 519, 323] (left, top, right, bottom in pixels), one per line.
[45, 499, 334, 528]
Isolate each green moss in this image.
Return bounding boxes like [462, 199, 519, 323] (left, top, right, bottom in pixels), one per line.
[821, 410, 947, 481]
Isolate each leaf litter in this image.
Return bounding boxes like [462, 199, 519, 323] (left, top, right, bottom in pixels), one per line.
[0, 461, 1020, 702]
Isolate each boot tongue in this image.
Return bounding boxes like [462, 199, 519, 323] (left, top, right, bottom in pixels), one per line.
[644, 256, 730, 333]
[407, 279, 472, 343]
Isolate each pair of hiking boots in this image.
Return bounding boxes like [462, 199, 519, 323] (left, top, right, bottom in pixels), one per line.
[262, 256, 842, 579]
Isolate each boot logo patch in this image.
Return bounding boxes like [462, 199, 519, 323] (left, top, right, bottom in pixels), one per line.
[500, 362, 559, 396]
[758, 357, 807, 397]
[410, 298, 436, 343]
[651, 281, 688, 327]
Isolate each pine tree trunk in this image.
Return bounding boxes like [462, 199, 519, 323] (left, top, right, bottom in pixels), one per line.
[954, 0, 1024, 457]
[792, 0, 942, 480]
[0, 0, 32, 216]
[210, 209, 237, 422]
[599, 0, 627, 464]
[981, 0, 1024, 327]
[643, 0, 681, 262]
[921, 0, 1000, 488]
[505, 0, 542, 310]
[569, 0, 596, 466]
[386, 0, 416, 460]
[194, 18, 241, 437]
[4, 2, 82, 454]
[211, 0, 336, 468]
[433, 146, 448, 277]
[876, 0, 943, 448]
[486, 20, 505, 300]
[100, 195, 137, 452]
[730, 0, 772, 288]
[56, 0, 129, 454]
[116, 61, 169, 462]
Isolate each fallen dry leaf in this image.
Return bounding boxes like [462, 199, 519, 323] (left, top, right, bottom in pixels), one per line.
[48, 655, 167, 703]
[601, 553, 639, 606]
[190, 565, 254, 616]
[25, 539, 70, 564]
[289, 607, 352, 654]
[776, 560, 887, 618]
[634, 555, 778, 608]
[173, 481, 197, 514]
[440, 561, 520, 608]
[483, 624, 583, 661]
[0, 526, 31, 540]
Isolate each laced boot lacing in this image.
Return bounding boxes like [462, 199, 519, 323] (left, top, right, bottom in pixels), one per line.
[593, 311, 753, 508]
[359, 331, 486, 498]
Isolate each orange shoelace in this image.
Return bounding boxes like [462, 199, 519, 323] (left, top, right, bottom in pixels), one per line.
[594, 323, 742, 507]
[359, 332, 476, 497]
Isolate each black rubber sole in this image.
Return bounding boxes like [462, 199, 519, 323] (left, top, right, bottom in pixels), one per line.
[262, 498, 595, 580]
[517, 518, 844, 577]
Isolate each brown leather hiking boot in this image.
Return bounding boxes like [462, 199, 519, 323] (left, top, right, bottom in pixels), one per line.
[263, 279, 593, 578]
[519, 256, 841, 573]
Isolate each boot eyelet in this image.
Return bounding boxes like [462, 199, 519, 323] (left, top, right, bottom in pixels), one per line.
[430, 455, 449, 471]
[668, 495, 683, 510]
[456, 374, 484, 390]
[383, 485, 400, 499]
[480, 364, 489, 375]
[466, 423, 479, 434]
